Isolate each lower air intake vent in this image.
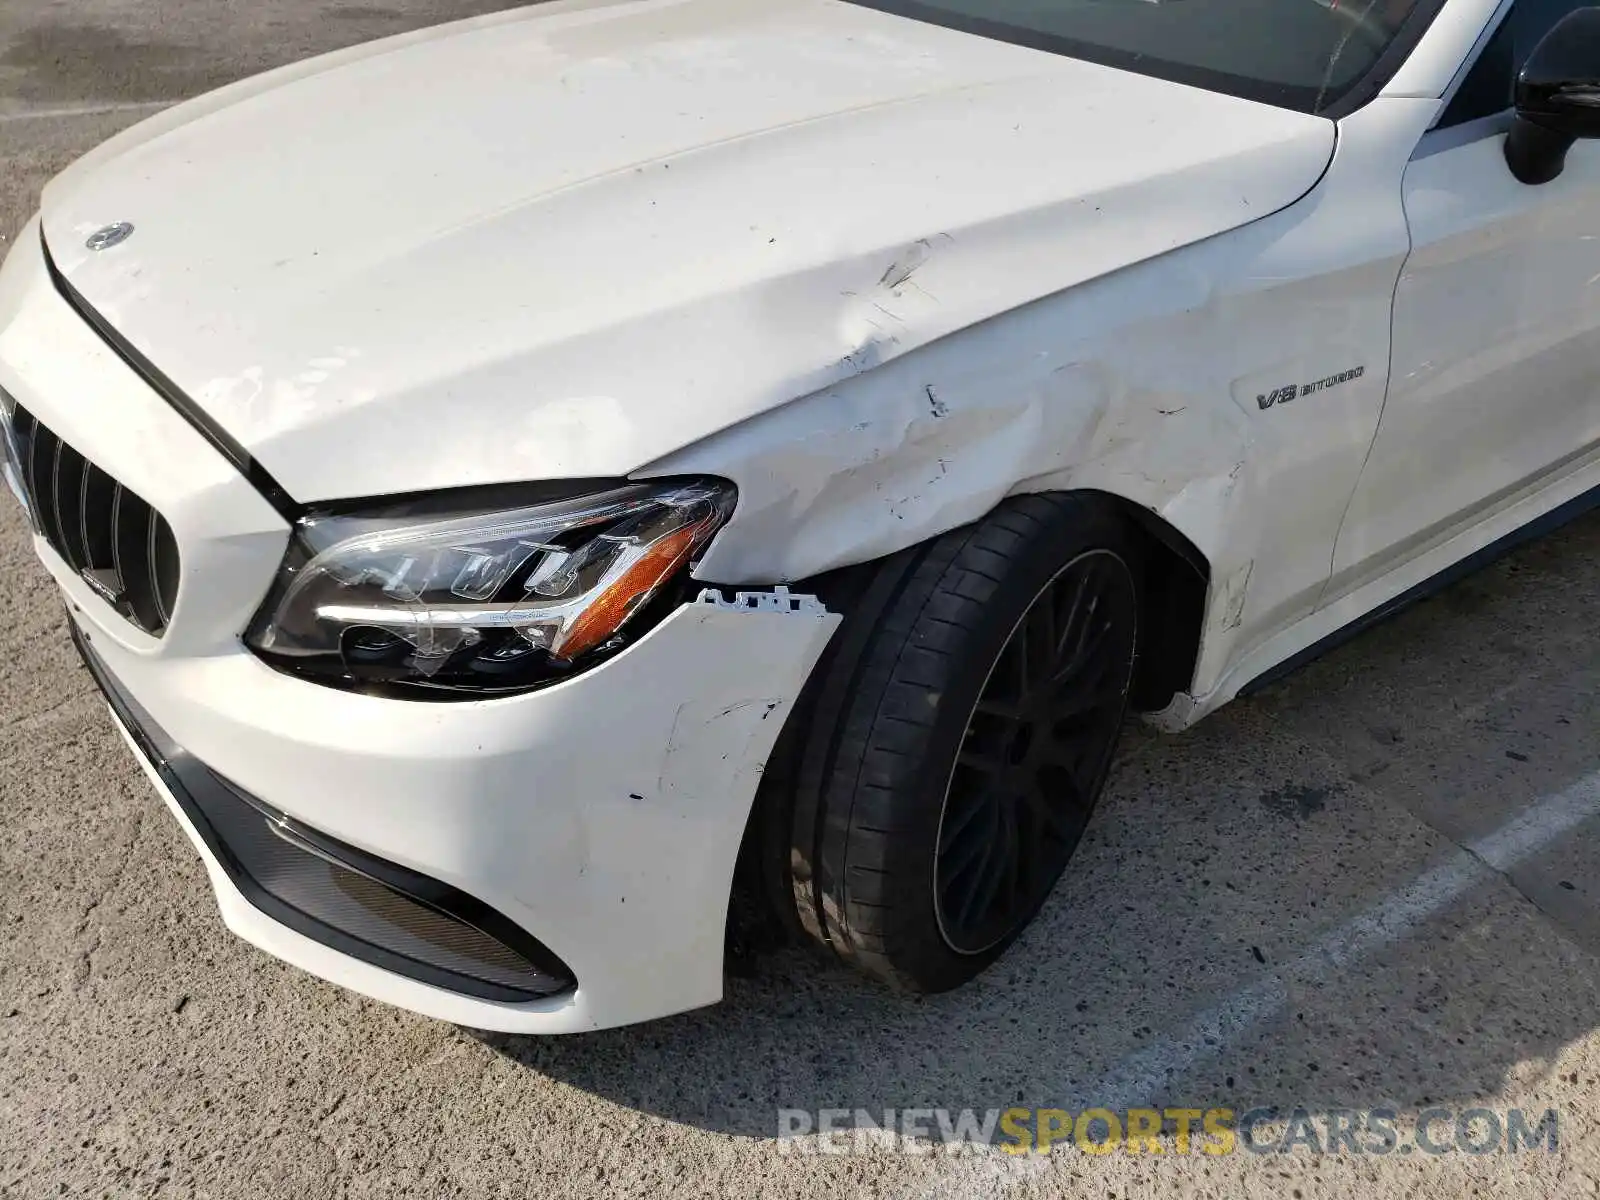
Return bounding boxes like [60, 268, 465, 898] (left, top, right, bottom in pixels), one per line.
[72, 622, 574, 1003]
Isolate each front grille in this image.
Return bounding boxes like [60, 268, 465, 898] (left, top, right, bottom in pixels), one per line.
[72, 621, 576, 1003]
[2, 399, 179, 636]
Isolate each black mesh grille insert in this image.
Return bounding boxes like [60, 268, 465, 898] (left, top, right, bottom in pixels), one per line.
[3, 398, 179, 636]
[71, 622, 575, 1003]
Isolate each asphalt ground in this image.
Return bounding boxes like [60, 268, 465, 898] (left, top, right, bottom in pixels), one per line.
[2, 3, 1599, 1197]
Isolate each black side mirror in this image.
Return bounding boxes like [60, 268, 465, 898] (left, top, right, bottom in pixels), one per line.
[1505, 7, 1600, 184]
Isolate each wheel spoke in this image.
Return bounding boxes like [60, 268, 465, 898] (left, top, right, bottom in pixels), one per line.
[1056, 569, 1098, 662]
[974, 695, 1026, 720]
[1058, 597, 1110, 683]
[939, 789, 994, 862]
[1006, 824, 1029, 906]
[1053, 658, 1127, 717]
[1028, 589, 1060, 668]
[939, 825, 987, 891]
[956, 747, 1006, 778]
[1051, 616, 1111, 687]
[960, 808, 1012, 930]
[951, 819, 1000, 928]
[1007, 617, 1034, 699]
[1019, 775, 1079, 836]
[1038, 738, 1093, 785]
[1001, 803, 1029, 908]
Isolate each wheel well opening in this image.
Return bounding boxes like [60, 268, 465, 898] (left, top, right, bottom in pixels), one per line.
[1091, 493, 1209, 713]
[727, 492, 1210, 965]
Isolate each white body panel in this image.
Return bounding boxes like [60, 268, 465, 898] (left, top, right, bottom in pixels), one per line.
[40, 0, 1333, 501]
[658, 95, 1437, 704]
[1331, 125, 1600, 592]
[0, 225, 839, 1032]
[5, 0, 1600, 1030]
[89, 600, 836, 1033]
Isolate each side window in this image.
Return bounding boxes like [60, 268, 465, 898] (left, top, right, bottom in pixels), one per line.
[1438, 0, 1592, 127]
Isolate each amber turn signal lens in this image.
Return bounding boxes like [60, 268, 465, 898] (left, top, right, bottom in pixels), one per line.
[551, 520, 706, 662]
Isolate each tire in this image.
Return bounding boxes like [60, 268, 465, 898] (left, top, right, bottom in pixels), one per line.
[785, 493, 1141, 993]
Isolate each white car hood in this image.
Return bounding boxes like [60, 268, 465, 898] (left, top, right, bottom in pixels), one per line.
[40, 0, 1334, 502]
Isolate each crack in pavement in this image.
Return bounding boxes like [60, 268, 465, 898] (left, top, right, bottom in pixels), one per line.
[0, 100, 177, 123]
[1, 686, 99, 740]
[72, 805, 147, 990]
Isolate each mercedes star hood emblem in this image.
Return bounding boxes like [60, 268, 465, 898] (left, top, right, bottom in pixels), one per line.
[85, 222, 134, 252]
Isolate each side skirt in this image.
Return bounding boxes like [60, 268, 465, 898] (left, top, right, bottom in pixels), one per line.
[1239, 479, 1600, 698]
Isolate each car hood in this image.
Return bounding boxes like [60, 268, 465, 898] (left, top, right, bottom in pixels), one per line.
[40, 0, 1334, 502]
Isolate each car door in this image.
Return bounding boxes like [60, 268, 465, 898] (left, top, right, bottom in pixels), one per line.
[1328, 0, 1600, 595]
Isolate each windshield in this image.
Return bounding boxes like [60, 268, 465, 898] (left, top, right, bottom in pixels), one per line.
[838, 0, 1435, 114]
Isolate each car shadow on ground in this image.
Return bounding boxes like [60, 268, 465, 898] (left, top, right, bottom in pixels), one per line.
[476, 512, 1600, 1145]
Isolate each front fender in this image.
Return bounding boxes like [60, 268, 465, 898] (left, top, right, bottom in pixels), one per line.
[648, 98, 1437, 712]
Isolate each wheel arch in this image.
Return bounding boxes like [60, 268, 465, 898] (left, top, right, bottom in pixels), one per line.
[726, 487, 1211, 963]
[1075, 489, 1211, 712]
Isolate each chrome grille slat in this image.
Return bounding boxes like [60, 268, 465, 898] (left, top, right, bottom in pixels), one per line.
[53, 442, 90, 571]
[151, 512, 180, 627]
[78, 464, 117, 579]
[47, 431, 72, 564]
[25, 418, 53, 543]
[77, 461, 94, 572]
[44, 430, 73, 563]
[146, 505, 167, 627]
[107, 483, 127, 602]
[113, 485, 162, 633]
[6, 401, 178, 637]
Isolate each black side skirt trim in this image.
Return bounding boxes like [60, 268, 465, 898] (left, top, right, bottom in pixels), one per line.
[1240, 480, 1600, 697]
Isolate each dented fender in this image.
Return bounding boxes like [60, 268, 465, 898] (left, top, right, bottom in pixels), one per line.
[654, 99, 1438, 714]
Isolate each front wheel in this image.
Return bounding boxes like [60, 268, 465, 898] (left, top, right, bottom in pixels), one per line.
[785, 494, 1140, 993]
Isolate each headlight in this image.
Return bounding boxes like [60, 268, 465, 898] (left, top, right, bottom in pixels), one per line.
[246, 478, 735, 695]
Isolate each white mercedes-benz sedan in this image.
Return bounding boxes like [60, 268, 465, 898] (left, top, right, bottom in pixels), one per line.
[1, 0, 1596, 1032]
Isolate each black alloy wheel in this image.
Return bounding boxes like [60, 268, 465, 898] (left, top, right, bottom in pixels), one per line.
[933, 550, 1137, 955]
[773, 493, 1145, 994]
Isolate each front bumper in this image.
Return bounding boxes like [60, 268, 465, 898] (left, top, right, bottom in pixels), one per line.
[1, 220, 839, 1032]
[69, 596, 835, 1033]
[73, 621, 579, 1004]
